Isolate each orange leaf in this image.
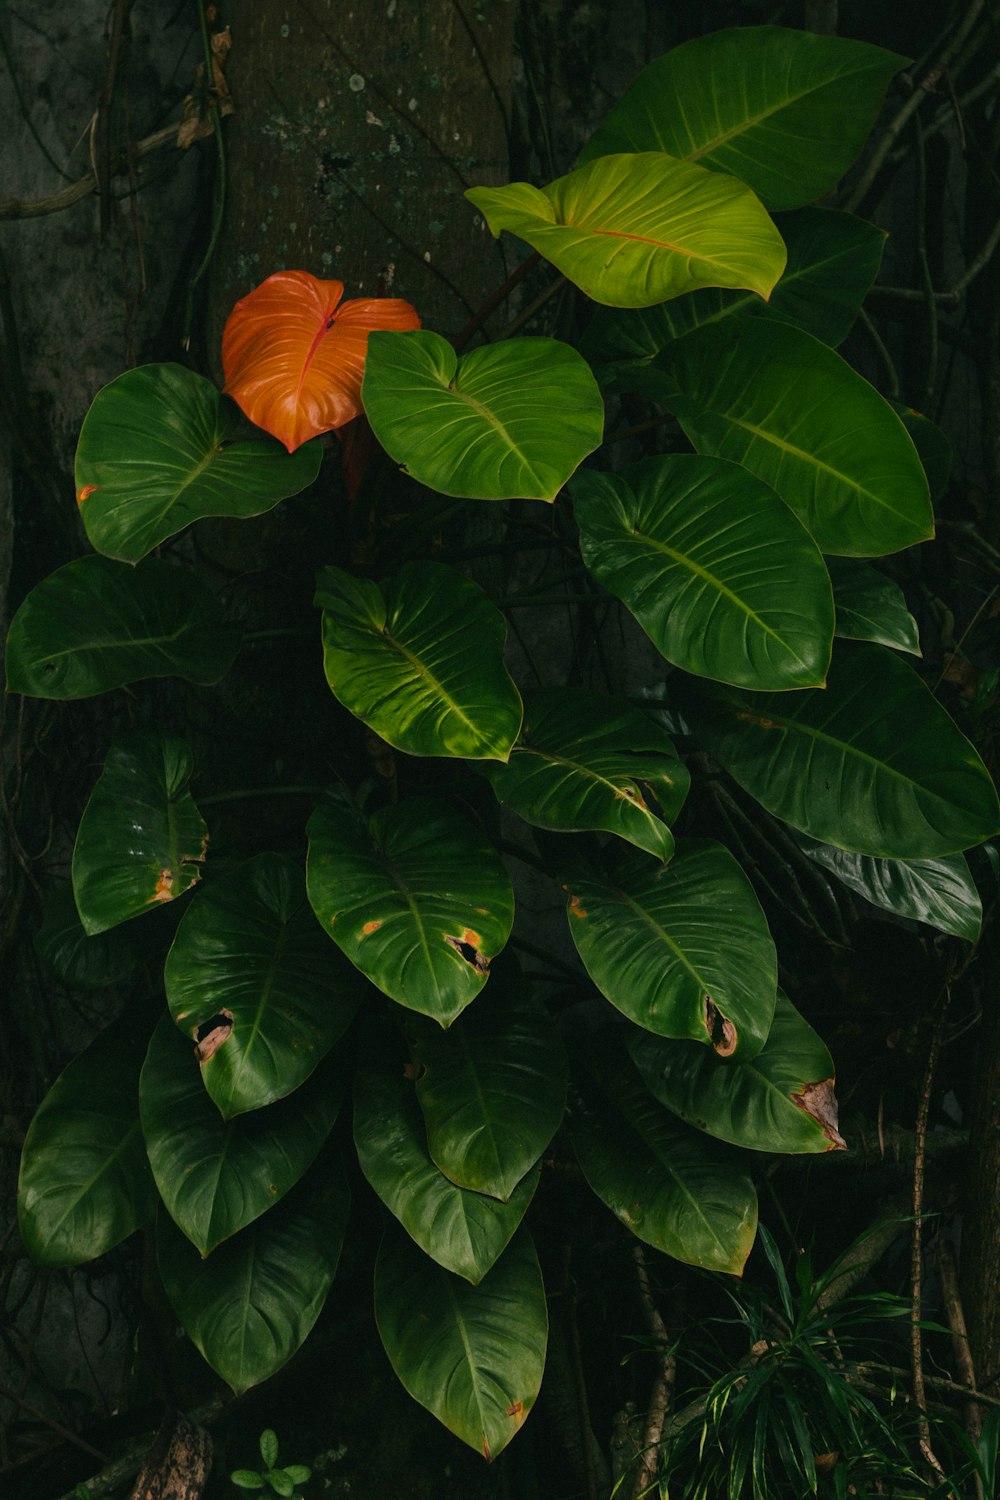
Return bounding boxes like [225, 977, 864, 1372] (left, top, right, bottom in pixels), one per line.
[222, 270, 420, 452]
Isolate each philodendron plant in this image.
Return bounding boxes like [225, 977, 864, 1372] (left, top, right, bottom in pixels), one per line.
[8, 23, 999, 1467]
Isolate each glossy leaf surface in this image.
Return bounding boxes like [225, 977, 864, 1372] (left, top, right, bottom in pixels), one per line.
[828, 558, 921, 655]
[407, 978, 568, 1200]
[795, 836, 982, 942]
[582, 208, 884, 371]
[484, 688, 688, 861]
[564, 839, 777, 1060]
[72, 734, 207, 935]
[572, 456, 833, 690]
[306, 793, 514, 1025]
[578, 27, 906, 210]
[630, 991, 844, 1154]
[158, 1154, 348, 1393]
[18, 1013, 156, 1267]
[362, 331, 603, 501]
[316, 562, 522, 761]
[222, 270, 420, 451]
[140, 1015, 342, 1254]
[679, 646, 1000, 857]
[354, 1065, 538, 1283]
[75, 363, 322, 559]
[571, 1042, 757, 1274]
[5, 556, 240, 699]
[165, 853, 366, 1118]
[467, 153, 785, 308]
[375, 1226, 547, 1461]
[659, 320, 933, 557]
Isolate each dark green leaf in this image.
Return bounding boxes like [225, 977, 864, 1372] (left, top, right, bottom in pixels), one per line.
[794, 835, 982, 942]
[165, 852, 366, 1118]
[629, 991, 845, 1154]
[678, 645, 1000, 857]
[895, 404, 953, 502]
[572, 456, 833, 690]
[828, 558, 920, 655]
[75, 363, 322, 562]
[5, 556, 240, 700]
[306, 792, 514, 1026]
[354, 1065, 538, 1282]
[563, 839, 777, 1060]
[33, 884, 142, 990]
[316, 562, 522, 761]
[140, 1014, 342, 1254]
[484, 687, 688, 861]
[229, 1473, 265, 1490]
[375, 1226, 547, 1461]
[157, 1152, 348, 1393]
[578, 27, 907, 210]
[72, 733, 208, 935]
[18, 1012, 157, 1267]
[259, 1431, 279, 1469]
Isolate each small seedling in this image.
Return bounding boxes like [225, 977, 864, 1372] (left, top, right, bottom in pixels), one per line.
[231, 1428, 311, 1498]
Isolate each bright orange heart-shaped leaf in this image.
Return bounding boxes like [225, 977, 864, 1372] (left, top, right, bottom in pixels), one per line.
[222, 270, 420, 452]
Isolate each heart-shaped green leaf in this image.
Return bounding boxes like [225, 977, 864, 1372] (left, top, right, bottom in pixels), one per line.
[362, 331, 603, 501]
[375, 1225, 547, 1461]
[18, 1011, 157, 1267]
[467, 153, 785, 309]
[72, 733, 208, 936]
[33, 884, 143, 990]
[629, 991, 845, 1155]
[74, 363, 322, 562]
[5, 555, 240, 700]
[406, 974, 567, 1200]
[157, 1152, 348, 1393]
[655, 321, 932, 558]
[578, 27, 906, 210]
[165, 853, 366, 1118]
[484, 688, 688, 861]
[572, 457, 833, 690]
[656, 320, 933, 558]
[563, 839, 777, 1060]
[678, 645, 1000, 858]
[306, 792, 514, 1026]
[354, 1065, 538, 1283]
[570, 1040, 757, 1274]
[316, 562, 522, 761]
[581, 207, 885, 374]
[794, 836, 982, 942]
[828, 558, 920, 655]
[140, 1014, 342, 1255]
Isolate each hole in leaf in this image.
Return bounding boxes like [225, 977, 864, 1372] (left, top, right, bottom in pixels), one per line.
[193, 1010, 234, 1063]
[444, 931, 489, 972]
[704, 996, 737, 1057]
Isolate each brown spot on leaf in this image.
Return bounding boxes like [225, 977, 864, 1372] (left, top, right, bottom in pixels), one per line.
[76, 484, 98, 504]
[704, 996, 738, 1056]
[568, 892, 588, 919]
[736, 711, 779, 729]
[194, 1010, 233, 1064]
[483, 1436, 492, 1461]
[150, 869, 174, 903]
[792, 1077, 846, 1150]
[444, 931, 489, 971]
[506, 1400, 524, 1420]
[362, 919, 382, 935]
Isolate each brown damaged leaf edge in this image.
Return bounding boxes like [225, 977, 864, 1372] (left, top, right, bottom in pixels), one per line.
[704, 995, 738, 1057]
[792, 1077, 847, 1151]
[443, 927, 490, 972]
[564, 887, 588, 919]
[193, 1009, 234, 1064]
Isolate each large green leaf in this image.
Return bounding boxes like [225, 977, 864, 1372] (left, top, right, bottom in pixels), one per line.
[562, 839, 777, 1060]
[572, 457, 833, 690]
[5, 555, 240, 700]
[629, 991, 845, 1155]
[139, 1014, 342, 1255]
[306, 792, 514, 1026]
[354, 1065, 538, 1283]
[581, 208, 885, 369]
[72, 733, 208, 936]
[363, 331, 603, 501]
[467, 153, 785, 309]
[33, 884, 143, 990]
[316, 562, 522, 761]
[18, 1012, 157, 1267]
[656, 320, 933, 557]
[570, 1040, 757, 1274]
[75, 363, 322, 562]
[164, 853, 366, 1118]
[157, 1153, 348, 1394]
[794, 835, 982, 942]
[483, 687, 688, 861]
[828, 558, 921, 655]
[375, 1226, 548, 1461]
[678, 645, 1000, 857]
[406, 976, 568, 1200]
[578, 27, 906, 210]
